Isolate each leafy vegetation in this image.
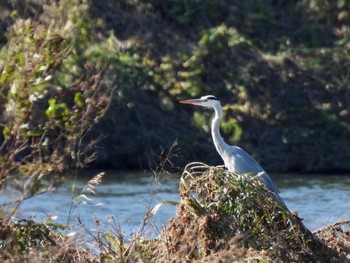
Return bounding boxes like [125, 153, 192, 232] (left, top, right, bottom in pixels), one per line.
[0, 0, 111, 221]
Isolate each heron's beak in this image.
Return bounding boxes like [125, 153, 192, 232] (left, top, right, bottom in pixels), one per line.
[179, 98, 203, 105]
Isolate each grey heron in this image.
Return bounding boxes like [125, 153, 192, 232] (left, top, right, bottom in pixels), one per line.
[180, 95, 285, 205]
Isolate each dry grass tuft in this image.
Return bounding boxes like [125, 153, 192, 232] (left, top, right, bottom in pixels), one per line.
[85, 172, 104, 195]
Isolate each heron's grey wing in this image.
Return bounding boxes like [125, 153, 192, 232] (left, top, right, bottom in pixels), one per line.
[227, 146, 281, 194]
[226, 146, 265, 174]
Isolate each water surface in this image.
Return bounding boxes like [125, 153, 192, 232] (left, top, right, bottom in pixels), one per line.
[4, 171, 350, 238]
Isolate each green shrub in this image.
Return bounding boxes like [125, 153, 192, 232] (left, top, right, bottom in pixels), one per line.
[0, 0, 110, 207]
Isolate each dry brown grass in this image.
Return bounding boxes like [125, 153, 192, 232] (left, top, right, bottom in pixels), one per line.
[314, 220, 350, 262]
[152, 163, 347, 262]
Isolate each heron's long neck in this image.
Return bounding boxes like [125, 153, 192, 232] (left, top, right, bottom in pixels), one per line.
[211, 106, 229, 158]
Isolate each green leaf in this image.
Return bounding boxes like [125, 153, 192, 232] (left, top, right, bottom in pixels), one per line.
[74, 92, 84, 108]
[162, 200, 179, 206]
[45, 98, 57, 117]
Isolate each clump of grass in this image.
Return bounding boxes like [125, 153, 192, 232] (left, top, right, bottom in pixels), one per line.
[153, 162, 344, 262]
[79, 215, 158, 263]
[0, 172, 106, 262]
[0, 219, 99, 263]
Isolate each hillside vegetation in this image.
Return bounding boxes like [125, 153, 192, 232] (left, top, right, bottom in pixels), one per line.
[1, 0, 350, 174]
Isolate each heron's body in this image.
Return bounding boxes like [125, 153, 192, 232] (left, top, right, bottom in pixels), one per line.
[180, 95, 285, 205]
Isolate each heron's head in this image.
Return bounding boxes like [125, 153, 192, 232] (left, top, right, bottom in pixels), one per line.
[179, 95, 221, 109]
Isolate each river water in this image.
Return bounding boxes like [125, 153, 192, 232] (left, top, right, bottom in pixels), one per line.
[3, 170, 350, 239]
